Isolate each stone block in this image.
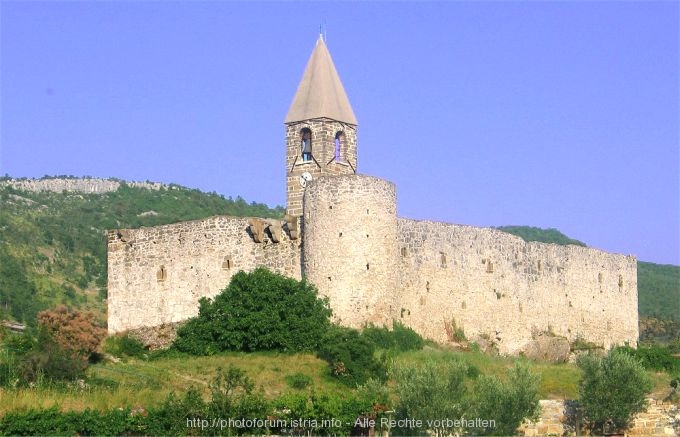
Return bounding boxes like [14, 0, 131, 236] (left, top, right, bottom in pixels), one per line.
[521, 335, 571, 363]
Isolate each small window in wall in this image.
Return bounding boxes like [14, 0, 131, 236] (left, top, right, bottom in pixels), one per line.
[618, 275, 624, 289]
[440, 252, 447, 268]
[157, 266, 167, 282]
[222, 256, 232, 270]
[486, 260, 494, 273]
[401, 247, 408, 257]
[334, 131, 345, 162]
[300, 128, 312, 162]
[598, 272, 603, 283]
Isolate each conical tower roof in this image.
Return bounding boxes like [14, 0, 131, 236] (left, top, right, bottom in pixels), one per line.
[285, 36, 358, 125]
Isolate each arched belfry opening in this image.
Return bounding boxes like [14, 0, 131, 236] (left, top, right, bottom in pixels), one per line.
[284, 35, 359, 217]
[301, 128, 313, 162]
[334, 131, 345, 162]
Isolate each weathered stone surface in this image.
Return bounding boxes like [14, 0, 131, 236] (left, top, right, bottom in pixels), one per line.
[519, 399, 680, 436]
[109, 172, 639, 357]
[522, 335, 572, 363]
[107, 216, 302, 333]
[128, 323, 183, 350]
[285, 119, 357, 217]
[1, 177, 164, 193]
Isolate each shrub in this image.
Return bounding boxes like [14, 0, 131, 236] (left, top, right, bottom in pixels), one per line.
[103, 334, 147, 359]
[362, 324, 395, 350]
[316, 325, 387, 386]
[285, 372, 312, 390]
[362, 321, 424, 352]
[577, 348, 653, 434]
[390, 358, 468, 436]
[274, 388, 384, 435]
[208, 366, 269, 434]
[614, 344, 680, 374]
[469, 361, 541, 435]
[391, 321, 425, 351]
[37, 306, 106, 360]
[173, 268, 332, 354]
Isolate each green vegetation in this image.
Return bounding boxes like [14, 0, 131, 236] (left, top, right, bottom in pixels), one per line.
[638, 261, 680, 324]
[174, 268, 332, 355]
[362, 321, 425, 352]
[0, 178, 283, 325]
[0, 306, 106, 386]
[1, 342, 676, 435]
[614, 344, 680, 374]
[102, 334, 147, 360]
[470, 362, 541, 435]
[316, 325, 388, 386]
[577, 349, 653, 434]
[497, 225, 587, 247]
[388, 358, 540, 436]
[174, 268, 418, 387]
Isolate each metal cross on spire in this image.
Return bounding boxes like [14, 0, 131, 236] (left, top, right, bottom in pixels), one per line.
[319, 20, 327, 42]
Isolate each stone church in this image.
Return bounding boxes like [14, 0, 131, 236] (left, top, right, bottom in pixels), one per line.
[107, 36, 638, 354]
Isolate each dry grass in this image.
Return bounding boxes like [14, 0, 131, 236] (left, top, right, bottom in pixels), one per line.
[0, 352, 342, 414]
[1, 347, 675, 415]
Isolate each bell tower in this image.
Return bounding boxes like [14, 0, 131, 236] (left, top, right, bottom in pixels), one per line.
[285, 35, 358, 217]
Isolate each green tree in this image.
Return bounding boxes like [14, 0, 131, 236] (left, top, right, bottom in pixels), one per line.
[390, 358, 468, 436]
[173, 268, 332, 354]
[577, 348, 653, 434]
[469, 361, 541, 435]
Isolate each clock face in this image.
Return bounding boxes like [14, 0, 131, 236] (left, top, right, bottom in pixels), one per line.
[299, 172, 313, 188]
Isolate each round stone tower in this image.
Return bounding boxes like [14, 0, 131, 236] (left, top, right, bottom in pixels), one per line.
[302, 174, 398, 328]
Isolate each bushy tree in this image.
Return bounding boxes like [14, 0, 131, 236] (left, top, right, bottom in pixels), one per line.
[174, 268, 332, 354]
[390, 358, 468, 436]
[469, 361, 541, 435]
[37, 306, 106, 360]
[577, 348, 653, 434]
[316, 325, 387, 386]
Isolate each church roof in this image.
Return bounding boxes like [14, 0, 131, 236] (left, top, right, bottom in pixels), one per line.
[285, 36, 358, 125]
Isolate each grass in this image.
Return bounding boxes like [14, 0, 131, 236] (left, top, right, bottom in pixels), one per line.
[0, 347, 676, 414]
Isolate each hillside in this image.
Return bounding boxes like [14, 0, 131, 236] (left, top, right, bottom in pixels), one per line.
[0, 177, 677, 333]
[0, 177, 284, 325]
[496, 226, 587, 247]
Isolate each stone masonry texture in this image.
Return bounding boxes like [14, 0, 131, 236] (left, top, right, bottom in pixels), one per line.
[285, 119, 357, 217]
[108, 173, 638, 356]
[107, 216, 301, 332]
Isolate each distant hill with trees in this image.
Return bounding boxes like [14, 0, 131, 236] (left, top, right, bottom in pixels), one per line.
[0, 176, 283, 325]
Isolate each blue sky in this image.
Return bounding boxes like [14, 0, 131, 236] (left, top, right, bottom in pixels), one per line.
[1, 1, 678, 265]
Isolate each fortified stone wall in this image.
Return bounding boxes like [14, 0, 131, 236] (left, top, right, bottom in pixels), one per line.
[302, 174, 399, 328]
[394, 218, 638, 354]
[106, 174, 639, 353]
[107, 215, 301, 333]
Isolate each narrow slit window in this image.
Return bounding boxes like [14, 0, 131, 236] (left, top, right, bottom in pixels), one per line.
[157, 266, 167, 282]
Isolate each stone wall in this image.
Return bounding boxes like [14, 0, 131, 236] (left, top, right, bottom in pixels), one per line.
[107, 215, 301, 333]
[285, 119, 357, 216]
[106, 174, 638, 354]
[302, 174, 398, 328]
[3, 177, 164, 193]
[394, 219, 638, 354]
[518, 399, 679, 436]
